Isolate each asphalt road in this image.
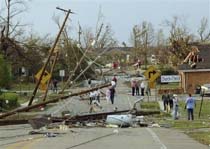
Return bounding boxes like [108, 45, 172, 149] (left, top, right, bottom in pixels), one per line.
[0, 76, 209, 149]
[0, 126, 208, 149]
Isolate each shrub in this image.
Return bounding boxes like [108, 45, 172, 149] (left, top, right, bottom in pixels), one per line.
[0, 92, 20, 110]
[159, 66, 178, 75]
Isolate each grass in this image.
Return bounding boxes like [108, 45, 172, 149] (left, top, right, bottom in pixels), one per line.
[140, 101, 160, 110]
[10, 82, 35, 91]
[157, 82, 180, 89]
[158, 100, 210, 145]
[141, 99, 210, 145]
[187, 131, 210, 145]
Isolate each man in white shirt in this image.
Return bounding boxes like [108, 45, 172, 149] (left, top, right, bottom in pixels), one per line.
[140, 81, 145, 96]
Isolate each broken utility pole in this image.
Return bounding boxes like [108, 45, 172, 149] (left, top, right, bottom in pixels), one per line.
[28, 7, 74, 106]
[0, 83, 111, 119]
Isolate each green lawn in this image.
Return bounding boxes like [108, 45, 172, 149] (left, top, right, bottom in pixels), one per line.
[141, 99, 210, 145]
[157, 82, 179, 89]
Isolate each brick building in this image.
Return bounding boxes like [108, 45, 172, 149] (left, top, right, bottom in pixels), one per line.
[178, 44, 210, 93]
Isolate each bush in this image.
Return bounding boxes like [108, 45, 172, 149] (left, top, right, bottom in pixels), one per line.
[159, 66, 178, 75]
[0, 92, 20, 110]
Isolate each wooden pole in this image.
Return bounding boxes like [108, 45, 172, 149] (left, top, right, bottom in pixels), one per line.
[198, 93, 204, 118]
[42, 51, 59, 101]
[0, 83, 111, 119]
[28, 9, 72, 106]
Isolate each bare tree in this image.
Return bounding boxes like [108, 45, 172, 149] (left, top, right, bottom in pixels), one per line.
[164, 16, 194, 66]
[130, 21, 154, 68]
[0, 0, 29, 38]
[156, 29, 165, 47]
[198, 17, 210, 42]
[80, 6, 117, 49]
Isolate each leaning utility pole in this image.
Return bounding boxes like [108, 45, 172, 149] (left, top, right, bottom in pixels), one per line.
[28, 7, 74, 106]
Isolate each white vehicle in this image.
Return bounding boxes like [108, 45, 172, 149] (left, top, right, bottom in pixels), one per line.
[201, 84, 210, 95]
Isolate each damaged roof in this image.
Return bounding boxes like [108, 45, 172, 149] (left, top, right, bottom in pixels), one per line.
[178, 43, 210, 70]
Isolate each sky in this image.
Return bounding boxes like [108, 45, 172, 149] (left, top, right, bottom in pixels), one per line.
[1, 0, 210, 45]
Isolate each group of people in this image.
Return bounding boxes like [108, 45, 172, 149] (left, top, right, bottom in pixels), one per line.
[88, 75, 117, 106]
[131, 79, 149, 96]
[162, 91, 196, 120]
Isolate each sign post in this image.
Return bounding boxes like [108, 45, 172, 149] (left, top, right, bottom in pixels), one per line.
[144, 66, 160, 101]
[59, 70, 65, 88]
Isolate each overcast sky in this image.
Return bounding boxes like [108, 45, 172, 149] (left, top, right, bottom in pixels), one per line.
[2, 0, 210, 45]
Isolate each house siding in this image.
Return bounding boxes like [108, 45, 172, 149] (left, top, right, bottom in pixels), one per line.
[180, 71, 210, 93]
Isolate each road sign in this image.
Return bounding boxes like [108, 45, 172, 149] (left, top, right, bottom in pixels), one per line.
[39, 83, 47, 91]
[59, 70, 65, 77]
[35, 68, 51, 84]
[144, 66, 160, 82]
[161, 75, 181, 83]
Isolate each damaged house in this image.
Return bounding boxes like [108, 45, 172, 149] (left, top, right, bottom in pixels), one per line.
[178, 43, 210, 93]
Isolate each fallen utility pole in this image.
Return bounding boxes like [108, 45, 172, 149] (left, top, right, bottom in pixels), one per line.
[28, 8, 73, 106]
[0, 83, 111, 119]
[0, 109, 160, 126]
[0, 119, 28, 126]
[28, 109, 160, 129]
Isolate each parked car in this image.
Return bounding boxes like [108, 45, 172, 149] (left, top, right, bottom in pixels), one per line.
[201, 84, 210, 96]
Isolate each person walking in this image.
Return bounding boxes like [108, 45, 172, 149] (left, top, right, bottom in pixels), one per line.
[172, 94, 179, 120]
[185, 93, 196, 120]
[89, 91, 95, 105]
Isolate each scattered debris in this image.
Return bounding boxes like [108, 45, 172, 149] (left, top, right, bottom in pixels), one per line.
[106, 114, 134, 127]
[150, 123, 160, 128]
[106, 124, 119, 128]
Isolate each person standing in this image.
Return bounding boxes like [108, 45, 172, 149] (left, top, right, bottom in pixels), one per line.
[110, 81, 116, 104]
[140, 81, 145, 96]
[135, 80, 140, 96]
[112, 75, 117, 84]
[89, 91, 95, 105]
[168, 92, 173, 111]
[162, 91, 169, 112]
[172, 94, 179, 120]
[131, 79, 136, 96]
[87, 78, 92, 88]
[185, 93, 196, 120]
